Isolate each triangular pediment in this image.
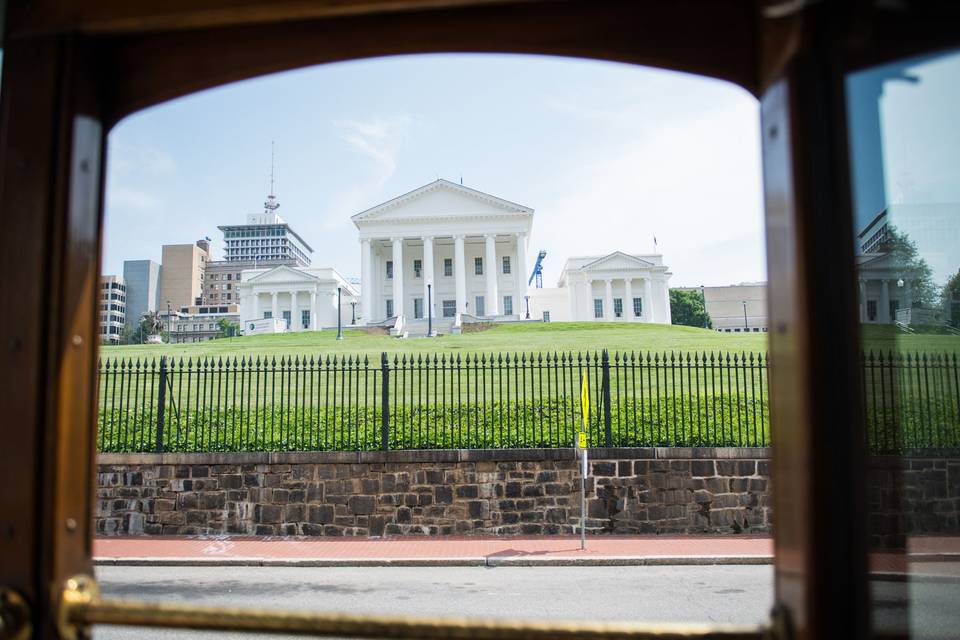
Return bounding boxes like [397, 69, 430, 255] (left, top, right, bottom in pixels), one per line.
[245, 265, 318, 284]
[352, 179, 533, 224]
[581, 251, 656, 271]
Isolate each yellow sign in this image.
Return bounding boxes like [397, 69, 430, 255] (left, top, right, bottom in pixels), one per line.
[580, 375, 589, 429]
[578, 432, 587, 448]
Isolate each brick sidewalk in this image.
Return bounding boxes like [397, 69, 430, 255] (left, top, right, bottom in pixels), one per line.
[94, 534, 775, 566]
[93, 534, 960, 575]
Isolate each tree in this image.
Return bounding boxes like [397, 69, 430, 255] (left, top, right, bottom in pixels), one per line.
[877, 225, 939, 308]
[669, 289, 712, 329]
[944, 269, 960, 328]
[217, 317, 239, 338]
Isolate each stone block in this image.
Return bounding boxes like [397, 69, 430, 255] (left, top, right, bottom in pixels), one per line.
[349, 495, 376, 515]
[256, 504, 283, 524]
[592, 462, 617, 476]
[522, 485, 543, 497]
[457, 485, 479, 499]
[737, 461, 756, 476]
[691, 461, 715, 477]
[302, 504, 332, 525]
[200, 492, 226, 510]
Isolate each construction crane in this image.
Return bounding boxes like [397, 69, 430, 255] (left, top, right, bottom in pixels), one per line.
[528, 250, 547, 288]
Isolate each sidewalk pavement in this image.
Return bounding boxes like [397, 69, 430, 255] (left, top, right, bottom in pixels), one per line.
[93, 534, 960, 578]
[94, 534, 775, 567]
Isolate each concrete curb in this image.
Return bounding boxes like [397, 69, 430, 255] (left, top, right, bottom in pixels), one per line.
[94, 555, 775, 568]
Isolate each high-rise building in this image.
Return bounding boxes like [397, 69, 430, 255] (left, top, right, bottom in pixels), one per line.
[122, 259, 161, 328]
[98, 275, 126, 343]
[158, 239, 209, 311]
[217, 188, 313, 266]
[202, 258, 298, 306]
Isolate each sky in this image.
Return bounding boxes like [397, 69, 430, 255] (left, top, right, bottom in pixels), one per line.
[103, 53, 766, 287]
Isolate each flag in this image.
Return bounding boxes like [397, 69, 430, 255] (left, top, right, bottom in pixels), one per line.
[653, 234, 658, 248]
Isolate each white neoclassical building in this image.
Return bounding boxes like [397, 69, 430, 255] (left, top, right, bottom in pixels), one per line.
[353, 179, 534, 334]
[529, 252, 672, 323]
[237, 265, 359, 333]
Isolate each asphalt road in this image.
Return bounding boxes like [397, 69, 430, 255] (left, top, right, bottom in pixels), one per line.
[93, 565, 775, 639]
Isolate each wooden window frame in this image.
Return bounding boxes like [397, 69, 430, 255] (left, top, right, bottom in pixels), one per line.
[1, 1, 958, 638]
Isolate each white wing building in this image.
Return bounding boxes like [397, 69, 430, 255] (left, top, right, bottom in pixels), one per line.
[237, 265, 358, 333]
[529, 252, 672, 324]
[352, 179, 534, 334]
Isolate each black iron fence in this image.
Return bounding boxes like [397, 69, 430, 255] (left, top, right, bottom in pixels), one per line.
[96, 350, 770, 452]
[95, 349, 960, 453]
[861, 351, 960, 453]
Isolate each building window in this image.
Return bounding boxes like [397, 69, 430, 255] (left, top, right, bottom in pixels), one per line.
[386, 299, 394, 318]
[414, 298, 423, 319]
[502, 256, 511, 274]
[386, 261, 393, 279]
[475, 296, 485, 316]
[301, 309, 310, 330]
[593, 299, 603, 319]
[282, 310, 291, 329]
[613, 298, 623, 318]
[474, 257, 483, 275]
[264, 311, 272, 319]
[866, 300, 877, 321]
[633, 297, 643, 317]
[227, 273, 232, 280]
[543, 311, 551, 322]
[442, 300, 456, 318]
[444, 258, 453, 277]
[414, 259, 422, 278]
[503, 295, 513, 315]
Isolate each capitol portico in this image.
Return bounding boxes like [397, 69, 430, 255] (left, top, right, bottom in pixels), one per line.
[353, 180, 534, 333]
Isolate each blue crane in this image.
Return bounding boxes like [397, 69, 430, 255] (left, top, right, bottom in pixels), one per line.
[528, 250, 547, 288]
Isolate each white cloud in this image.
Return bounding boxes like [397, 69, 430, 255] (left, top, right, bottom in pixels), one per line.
[108, 138, 177, 177]
[106, 187, 162, 212]
[334, 115, 412, 178]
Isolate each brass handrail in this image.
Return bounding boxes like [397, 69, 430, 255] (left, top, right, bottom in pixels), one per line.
[58, 575, 771, 640]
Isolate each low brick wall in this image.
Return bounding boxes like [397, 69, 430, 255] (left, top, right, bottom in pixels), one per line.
[96, 448, 772, 537]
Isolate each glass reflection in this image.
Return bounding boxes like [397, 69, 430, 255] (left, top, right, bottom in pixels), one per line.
[847, 49, 960, 638]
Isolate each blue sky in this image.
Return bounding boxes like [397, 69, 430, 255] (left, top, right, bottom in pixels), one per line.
[103, 53, 766, 287]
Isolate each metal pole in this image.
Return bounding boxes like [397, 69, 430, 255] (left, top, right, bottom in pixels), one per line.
[701, 285, 708, 328]
[427, 283, 433, 337]
[524, 295, 530, 319]
[580, 447, 587, 550]
[742, 301, 748, 330]
[336, 287, 343, 340]
[351, 302, 356, 325]
[166, 301, 171, 343]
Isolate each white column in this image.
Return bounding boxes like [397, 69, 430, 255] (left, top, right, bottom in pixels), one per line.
[391, 237, 404, 318]
[515, 232, 528, 311]
[604, 279, 614, 321]
[310, 291, 318, 330]
[422, 236, 434, 320]
[360, 238, 372, 325]
[251, 291, 259, 321]
[454, 234, 467, 314]
[290, 290, 299, 331]
[879, 279, 890, 323]
[585, 279, 594, 320]
[661, 280, 672, 324]
[624, 278, 634, 321]
[643, 278, 655, 323]
[484, 234, 499, 316]
[271, 291, 279, 323]
[858, 279, 867, 322]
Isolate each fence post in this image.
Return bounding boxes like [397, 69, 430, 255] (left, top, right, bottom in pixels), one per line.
[601, 349, 612, 447]
[155, 355, 167, 453]
[380, 352, 390, 451]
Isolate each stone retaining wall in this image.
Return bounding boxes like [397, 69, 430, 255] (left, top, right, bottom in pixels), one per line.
[96, 448, 772, 537]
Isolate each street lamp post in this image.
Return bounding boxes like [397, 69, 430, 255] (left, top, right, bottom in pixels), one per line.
[701, 285, 708, 329]
[427, 282, 434, 337]
[166, 300, 171, 343]
[336, 287, 343, 340]
[742, 300, 748, 330]
[524, 295, 530, 320]
[350, 301, 357, 325]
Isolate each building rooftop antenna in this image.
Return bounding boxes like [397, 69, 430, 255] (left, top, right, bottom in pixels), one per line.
[264, 141, 280, 214]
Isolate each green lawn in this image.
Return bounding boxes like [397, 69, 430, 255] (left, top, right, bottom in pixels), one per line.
[101, 322, 770, 361]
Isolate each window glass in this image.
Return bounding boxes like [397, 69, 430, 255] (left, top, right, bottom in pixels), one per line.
[444, 258, 453, 277]
[593, 299, 603, 318]
[502, 256, 511, 274]
[846, 47, 960, 639]
[633, 297, 643, 317]
[503, 296, 513, 315]
[613, 298, 623, 318]
[442, 300, 456, 318]
[475, 257, 483, 275]
[475, 296, 485, 316]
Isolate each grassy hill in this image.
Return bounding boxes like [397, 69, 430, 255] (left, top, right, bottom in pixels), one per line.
[101, 322, 770, 361]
